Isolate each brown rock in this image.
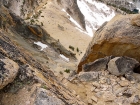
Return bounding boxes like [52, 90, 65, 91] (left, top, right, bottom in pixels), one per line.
[0, 58, 19, 89]
[78, 14, 140, 73]
[131, 14, 140, 26]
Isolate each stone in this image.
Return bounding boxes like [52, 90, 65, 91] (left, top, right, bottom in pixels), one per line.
[78, 72, 99, 82]
[78, 14, 140, 73]
[92, 82, 100, 88]
[108, 56, 139, 76]
[35, 88, 65, 105]
[82, 56, 112, 72]
[0, 58, 19, 89]
[90, 86, 96, 92]
[119, 80, 129, 87]
[102, 92, 116, 101]
[114, 87, 128, 96]
[131, 95, 139, 104]
[91, 95, 98, 103]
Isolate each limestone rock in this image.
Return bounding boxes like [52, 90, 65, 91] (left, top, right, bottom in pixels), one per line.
[78, 14, 140, 72]
[108, 56, 139, 76]
[82, 56, 112, 72]
[78, 72, 99, 82]
[0, 58, 19, 89]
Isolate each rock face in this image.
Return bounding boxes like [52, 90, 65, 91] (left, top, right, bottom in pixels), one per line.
[108, 56, 139, 76]
[57, 0, 86, 30]
[78, 14, 140, 72]
[0, 58, 19, 89]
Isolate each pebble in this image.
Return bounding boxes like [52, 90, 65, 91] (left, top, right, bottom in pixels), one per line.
[91, 95, 98, 103]
[119, 80, 129, 87]
[91, 86, 96, 92]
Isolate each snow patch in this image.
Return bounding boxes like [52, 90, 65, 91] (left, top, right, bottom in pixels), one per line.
[60, 54, 69, 62]
[34, 41, 48, 51]
[77, 0, 115, 37]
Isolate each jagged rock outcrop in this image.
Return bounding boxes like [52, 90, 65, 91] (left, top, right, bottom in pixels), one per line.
[0, 24, 85, 105]
[78, 14, 140, 73]
[3, 7, 76, 60]
[1, 0, 48, 18]
[0, 2, 85, 104]
[56, 0, 86, 30]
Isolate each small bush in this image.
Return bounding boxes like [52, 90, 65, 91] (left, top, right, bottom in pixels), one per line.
[64, 69, 70, 73]
[41, 84, 48, 90]
[41, 22, 43, 26]
[69, 45, 74, 51]
[77, 47, 79, 52]
[59, 71, 63, 75]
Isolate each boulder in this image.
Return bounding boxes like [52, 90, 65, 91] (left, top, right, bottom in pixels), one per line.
[78, 14, 140, 73]
[108, 56, 139, 76]
[78, 72, 99, 82]
[0, 58, 19, 89]
[82, 56, 113, 72]
[35, 88, 65, 105]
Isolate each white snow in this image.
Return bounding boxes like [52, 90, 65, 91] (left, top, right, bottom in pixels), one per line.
[34, 41, 48, 51]
[60, 54, 69, 62]
[62, 0, 115, 37]
[77, 0, 115, 37]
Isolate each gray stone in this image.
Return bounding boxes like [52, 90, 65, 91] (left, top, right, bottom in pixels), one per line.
[108, 56, 139, 76]
[35, 88, 65, 105]
[82, 56, 112, 72]
[78, 72, 99, 82]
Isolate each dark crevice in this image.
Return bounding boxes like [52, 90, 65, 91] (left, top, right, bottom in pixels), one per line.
[133, 65, 140, 74]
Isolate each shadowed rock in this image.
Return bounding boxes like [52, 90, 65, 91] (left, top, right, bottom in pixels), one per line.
[82, 56, 113, 72]
[108, 56, 139, 76]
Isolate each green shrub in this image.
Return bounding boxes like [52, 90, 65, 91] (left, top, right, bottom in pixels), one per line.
[64, 69, 70, 73]
[69, 45, 74, 51]
[77, 47, 79, 52]
[41, 22, 43, 26]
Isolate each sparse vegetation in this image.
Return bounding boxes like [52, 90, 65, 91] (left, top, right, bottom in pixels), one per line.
[77, 47, 79, 52]
[69, 45, 74, 51]
[41, 84, 48, 90]
[64, 69, 70, 73]
[41, 22, 43, 26]
[59, 71, 63, 75]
